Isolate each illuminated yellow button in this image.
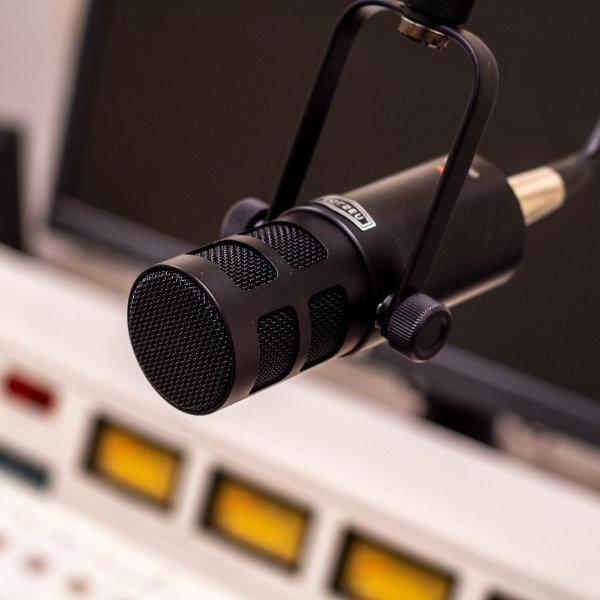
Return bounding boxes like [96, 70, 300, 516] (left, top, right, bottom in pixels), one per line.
[206, 474, 309, 568]
[337, 536, 453, 600]
[91, 421, 180, 506]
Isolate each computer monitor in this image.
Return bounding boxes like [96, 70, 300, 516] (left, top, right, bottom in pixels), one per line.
[51, 0, 600, 440]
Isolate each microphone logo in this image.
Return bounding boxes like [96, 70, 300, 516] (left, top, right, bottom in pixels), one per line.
[314, 196, 377, 232]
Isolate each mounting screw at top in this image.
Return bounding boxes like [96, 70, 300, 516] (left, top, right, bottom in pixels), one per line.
[398, 16, 448, 50]
[381, 292, 452, 363]
[403, 0, 477, 26]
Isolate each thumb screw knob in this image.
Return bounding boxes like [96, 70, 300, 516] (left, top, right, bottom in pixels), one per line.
[220, 197, 269, 237]
[382, 293, 452, 363]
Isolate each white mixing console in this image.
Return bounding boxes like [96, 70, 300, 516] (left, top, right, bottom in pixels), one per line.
[0, 477, 240, 599]
[0, 246, 598, 600]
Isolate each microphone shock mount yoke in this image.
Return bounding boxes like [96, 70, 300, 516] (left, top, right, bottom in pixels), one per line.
[227, 0, 498, 364]
[129, 0, 599, 414]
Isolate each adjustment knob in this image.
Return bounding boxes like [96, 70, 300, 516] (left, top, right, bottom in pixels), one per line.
[220, 197, 269, 237]
[382, 293, 451, 362]
[404, 0, 476, 26]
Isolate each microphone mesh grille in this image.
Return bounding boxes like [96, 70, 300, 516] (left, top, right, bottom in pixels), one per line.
[304, 286, 348, 369]
[251, 307, 299, 392]
[191, 241, 276, 290]
[128, 269, 234, 414]
[248, 222, 326, 269]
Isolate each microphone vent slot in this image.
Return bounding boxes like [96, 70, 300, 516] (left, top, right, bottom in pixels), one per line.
[251, 307, 299, 393]
[191, 241, 276, 290]
[247, 222, 326, 269]
[128, 269, 235, 415]
[303, 286, 348, 370]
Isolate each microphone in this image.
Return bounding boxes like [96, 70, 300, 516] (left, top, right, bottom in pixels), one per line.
[128, 155, 564, 415]
[127, 0, 599, 416]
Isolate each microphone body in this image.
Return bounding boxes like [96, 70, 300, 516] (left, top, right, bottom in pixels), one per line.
[128, 155, 525, 415]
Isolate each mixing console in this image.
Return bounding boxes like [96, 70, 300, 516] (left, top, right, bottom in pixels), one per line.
[0, 475, 239, 599]
[0, 247, 598, 599]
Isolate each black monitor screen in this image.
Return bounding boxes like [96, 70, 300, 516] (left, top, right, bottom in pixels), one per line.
[52, 0, 600, 404]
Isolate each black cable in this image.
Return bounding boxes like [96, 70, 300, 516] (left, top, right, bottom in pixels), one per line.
[582, 114, 600, 164]
[551, 113, 600, 195]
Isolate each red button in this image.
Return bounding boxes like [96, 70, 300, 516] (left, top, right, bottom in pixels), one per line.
[5, 374, 55, 413]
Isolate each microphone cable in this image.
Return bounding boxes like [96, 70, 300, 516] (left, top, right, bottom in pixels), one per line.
[551, 113, 600, 196]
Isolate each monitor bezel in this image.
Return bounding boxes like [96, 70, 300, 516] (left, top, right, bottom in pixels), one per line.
[373, 344, 600, 449]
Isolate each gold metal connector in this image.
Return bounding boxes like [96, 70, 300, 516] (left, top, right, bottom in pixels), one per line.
[508, 167, 566, 226]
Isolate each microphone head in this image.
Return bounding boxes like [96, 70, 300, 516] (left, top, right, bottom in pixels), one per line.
[128, 216, 373, 414]
[128, 267, 236, 415]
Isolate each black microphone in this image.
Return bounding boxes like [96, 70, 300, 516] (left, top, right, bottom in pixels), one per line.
[128, 0, 599, 416]
[128, 155, 532, 415]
